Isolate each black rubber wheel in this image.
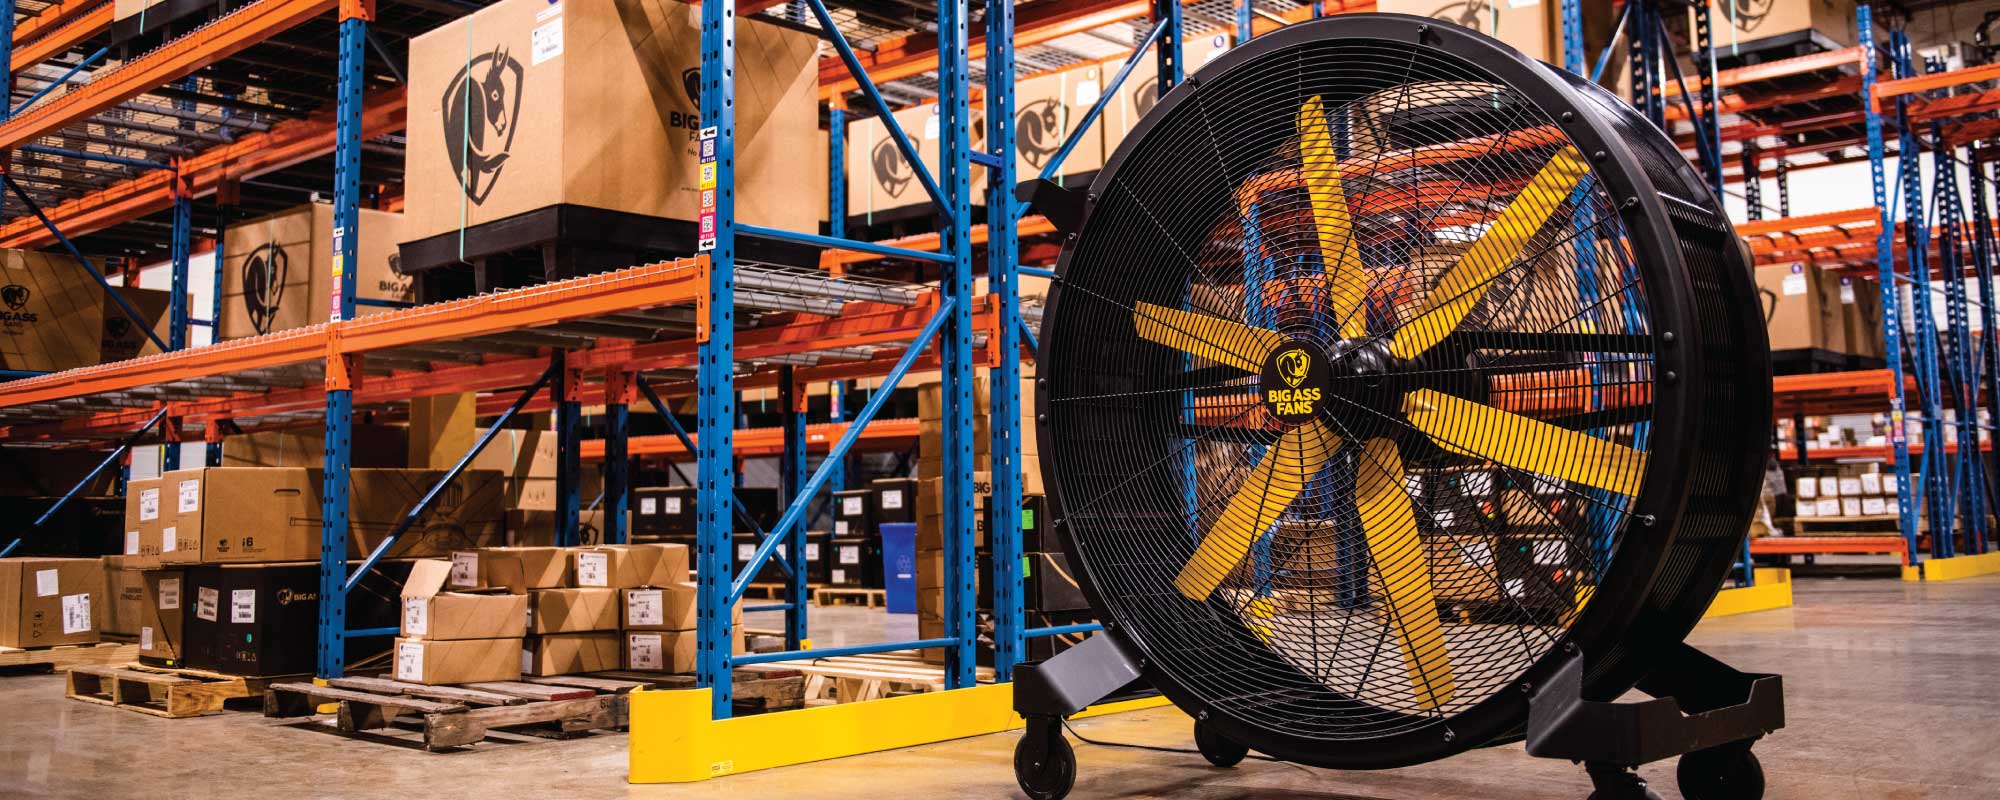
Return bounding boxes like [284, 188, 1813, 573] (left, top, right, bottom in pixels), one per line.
[1586, 765, 1665, 800]
[1678, 747, 1765, 800]
[1194, 720, 1250, 768]
[1014, 729, 1076, 800]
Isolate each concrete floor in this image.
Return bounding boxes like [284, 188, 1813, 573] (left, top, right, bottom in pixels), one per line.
[3, 575, 1998, 799]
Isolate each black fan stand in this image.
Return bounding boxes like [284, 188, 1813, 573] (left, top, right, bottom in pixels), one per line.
[1011, 634, 1785, 800]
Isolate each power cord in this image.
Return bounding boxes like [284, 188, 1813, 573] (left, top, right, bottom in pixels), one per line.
[1059, 719, 1286, 762]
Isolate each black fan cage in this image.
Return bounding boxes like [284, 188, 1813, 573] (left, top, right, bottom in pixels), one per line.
[1035, 15, 1770, 769]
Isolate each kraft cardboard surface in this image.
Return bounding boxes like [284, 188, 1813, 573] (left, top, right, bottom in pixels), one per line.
[1757, 263, 1844, 352]
[522, 632, 619, 676]
[1100, 32, 1229, 152]
[1378, 0, 1561, 63]
[100, 557, 148, 637]
[528, 587, 619, 633]
[621, 629, 695, 673]
[217, 205, 412, 339]
[0, 558, 104, 648]
[401, 559, 530, 640]
[0, 248, 174, 372]
[123, 478, 163, 564]
[187, 468, 505, 564]
[222, 424, 409, 468]
[453, 546, 573, 592]
[394, 637, 523, 685]
[621, 583, 696, 631]
[139, 568, 186, 662]
[404, 0, 818, 242]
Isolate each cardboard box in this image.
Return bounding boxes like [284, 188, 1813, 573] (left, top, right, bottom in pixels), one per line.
[1840, 497, 1863, 517]
[183, 467, 505, 564]
[522, 632, 619, 676]
[123, 477, 164, 565]
[574, 543, 689, 589]
[622, 583, 697, 631]
[400, 559, 530, 640]
[1862, 496, 1887, 515]
[528, 587, 619, 633]
[1706, 0, 1857, 50]
[181, 561, 407, 675]
[1814, 498, 1841, 517]
[101, 556, 149, 636]
[1838, 276, 1886, 359]
[1817, 475, 1839, 497]
[394, 637, 523, 685]
[1100, 32, 1230, 152]
[0, 557, 104, 647]
[1757, 263, 1846, 351]
[452, 546, 572, 591]
[828, 536, 882, 588]
[1014, 64, 1105, 182]
[846, 102, 990, 218]
[832, 489, 872, 538]
[138, 568, 186, 663]
[222, 424, 408, 468]
[218, 205, 412, 339]
[622, 629, 695, 672]
[1837, 477, 1863, 496]
[403, 0, 819, 243]
[0, 248, 175, 372]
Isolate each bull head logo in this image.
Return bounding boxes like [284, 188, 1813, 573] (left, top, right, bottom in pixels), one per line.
[442, 45, 526, 205]
[872, 137, 915, 199]
[241, 242, 289, 336]
[1015, 98, 1065, 169]
[681, 67, 703, 107]
[0, 284, 27, 310]
[105, 317, 131, 339]
[1134, 76, 1160, 118]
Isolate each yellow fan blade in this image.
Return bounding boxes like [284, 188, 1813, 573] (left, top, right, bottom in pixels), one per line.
[1297, 96, 1367, 338]
[1390, 146, 1590, 360]
[1357, 437, 1454, 711]
[1402, 388, 1647, 495]
[1133, 302, 1285, 373]
[1173, 419, 1339, 600]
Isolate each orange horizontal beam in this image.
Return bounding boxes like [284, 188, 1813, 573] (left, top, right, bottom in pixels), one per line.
[1735, 208, 1878, 238]
[0, 87, 407, 248]
[1659, 47, 1864, 99]
[0, 326, 326, 411]
[13, 1, 114, 72]
[581, 418, 922, 460]
[1777, 440, 1993, 462]
[1749, 536, 1906, 559]
[823, 215, 1057, 269]
[336, 259, 702, 355]
[0, 0, 336, 153]
[1874, 62, 2000, 108]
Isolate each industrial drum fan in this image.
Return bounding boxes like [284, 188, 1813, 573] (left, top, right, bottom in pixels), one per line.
[1012, 14, 1782, 800]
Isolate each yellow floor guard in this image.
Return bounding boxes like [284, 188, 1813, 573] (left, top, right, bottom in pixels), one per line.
[1701, 568, 1793, 618]
[1901, 549, 2000, 582]
[628, 681, 1172, 783]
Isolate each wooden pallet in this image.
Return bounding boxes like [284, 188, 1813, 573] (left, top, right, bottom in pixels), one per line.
[265, 676, 637, 750]
[813, 587, 887, 608]
[790, 650, 992, 704]
[743, 582, 788, 600]
[65, 664, 278, 718]
[0, 641, 140, 673]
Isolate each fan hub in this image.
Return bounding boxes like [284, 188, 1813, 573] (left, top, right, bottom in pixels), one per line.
[1258, 340, 1332, 425]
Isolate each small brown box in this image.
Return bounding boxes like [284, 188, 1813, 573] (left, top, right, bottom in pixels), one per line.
[0, 557, 105, 648]
[449, 547, 572, 592]
[621, 583, 697, 632]
[393, 637, 523, 685]
[400, 560, 530, 641]
[521, 632, 620, 676]
[528, 587, 620, 633]
[621, 629, 696, 673]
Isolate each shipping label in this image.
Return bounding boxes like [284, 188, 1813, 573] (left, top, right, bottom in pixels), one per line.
[404, 599, 429, 635]
[664, 497, 682, 515]
[640, 497, 658, 515]
[839, 545, 860, 565]
[178, 479, 200, 514]
[842, 497, 864, 516]
[627, 589, 663, 627]
[159, 578, 180, 610]
[35, 568, 58, 597]
[139, 488, 159, 521]
[881, 490, 904, 510]
[162, 526, 178, 553]
[125, 531, 139, 555]
[396, 642, 424, 682]
[195, 586, 219, 621]
[449, 552, 480, 588]
[231, 589, 256, 624]
[577, 551, 609, 587]
[141, 626, 154, 651]
[531, 18, 564, 66]
[628, 633, 663, 670]
[61, 594, 91, 634]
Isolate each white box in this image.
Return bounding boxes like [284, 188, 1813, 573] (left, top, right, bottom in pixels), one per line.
[1838, 477, 1863, 496]
[1817, 476, 1840, 497]
[1815, 498, 1841, 517]
[1862, 496, 1887, 515]
[1795, 477, 1817, 499]
[1860, 472, 1883, 495]
[1840, 497, 1862, 517]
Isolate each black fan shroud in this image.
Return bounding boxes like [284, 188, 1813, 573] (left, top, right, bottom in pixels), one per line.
[1033, 15, 1770, 769]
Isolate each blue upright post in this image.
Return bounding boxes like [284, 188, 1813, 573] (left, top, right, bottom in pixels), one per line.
[985, 0, 1023, 681]
[1861, 6, 1921, 566]
[1693, 2, 1725, 198]
[697, 0, 739, 719]
[830, 103, 846, 241]
[604, 370, 632, 545]
[779, 368, 809, 651]
[1236, 0, 1252, 43]
[1157, 0, 1184, 88]
[937, 0, 977, 689]
[1973, 159, 2000, 554]
[168, 175, 191, 351]
[319, 0, 371, 680]
[1561, 0, 1584, 75]
[555, 351, 583, 547]
[1890, 31, 1951, 557]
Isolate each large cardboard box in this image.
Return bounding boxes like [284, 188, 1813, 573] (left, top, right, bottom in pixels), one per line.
[138, 568, 186, 664]
[1379, 0, 1561, 63]
[217, 205, 412, 339]
[1014, 64, 1106, 183]
[403, 0, 819, 243]
[1757, 263, 1845, 351]
[124, 477, 165, 564]
[528, 587, 619, 633]
[1838, 275, 1886, 360]
[101, 556, 149, 636]
[0, 249, 174, 372]
[0, 557, 104, 648]
[222, 424, 408, 468]
[845, 101, 990, 218]
[522, 631, 619, 675]
[394, 636, 522, 685]
[1707, 0, 1858, 50]
[176, 467, 505, 564]
[574, 543, 688, 589]
[622, 582, 697, 631]
[1099, 32, 1230, 154]
[400, 559, 530, 641]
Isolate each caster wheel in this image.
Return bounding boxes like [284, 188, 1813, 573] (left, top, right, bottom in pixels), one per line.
[1193, 720, 1249, 768]
[1678, 747, 1765, 800]
[1585, 765, 1665, 800]
[1014, 728, 1075, 800]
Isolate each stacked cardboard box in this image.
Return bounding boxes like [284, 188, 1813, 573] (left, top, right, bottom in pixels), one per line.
[1793, 465, 1899, 523]
[843, 102, 990, 221]
[1757, 262, 1882, 358]
[1099, 32, 1230, 155]
[617, 581, 744, 673]
[0, 248, 176, 372]
[403, 0, 820, 246]
[441, 543, 694, 676]
[182, 561, 411, 676]
[397, 559, 529, 685]
[217, 204, 413, 339]
[100, 556, 148, 637]
[138, 568, 185, 665]
[1378, 0, 1567, 63]
[0, 557, 106, 648]
[221, 424, 409, 468]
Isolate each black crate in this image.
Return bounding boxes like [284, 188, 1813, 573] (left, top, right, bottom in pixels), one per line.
[803, 530, 832, 584]
[735, 487, 782, 532]
[732, 532, 789, 584]
[832, 489, 873, 538]
[633, 486, 696, 536]
[181, 561, 407, 677]
[828, 535, 883, 588]
[869, 478, 920, 524]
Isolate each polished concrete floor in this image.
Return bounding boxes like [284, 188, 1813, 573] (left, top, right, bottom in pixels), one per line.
[3, 575, 1997, 799]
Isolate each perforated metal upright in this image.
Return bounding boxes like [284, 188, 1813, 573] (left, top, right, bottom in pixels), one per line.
[779, 367, 809, 650]
[1860, 5, 1922, 565]
[603, 369, 634, 545]
[317, 0, 372, 680]
[695, 0, 741, 718]
[984, 0, 1023, 681]
[935, 0, 979, 691]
